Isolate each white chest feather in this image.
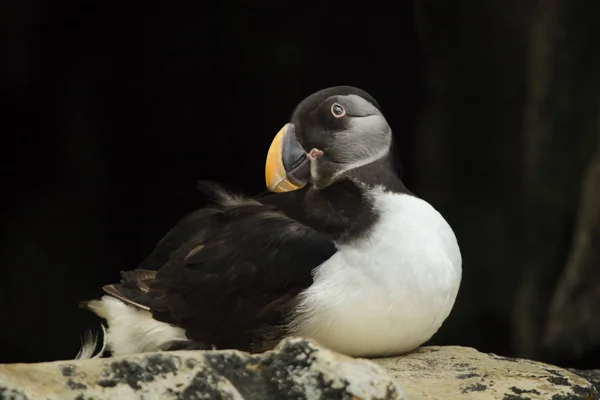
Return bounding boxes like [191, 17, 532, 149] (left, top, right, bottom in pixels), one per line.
[290, 190, 462, 357]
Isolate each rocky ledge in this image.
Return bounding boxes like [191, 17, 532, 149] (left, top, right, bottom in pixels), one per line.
[0, 338, 597, 400]
[379, 346, 598, 399]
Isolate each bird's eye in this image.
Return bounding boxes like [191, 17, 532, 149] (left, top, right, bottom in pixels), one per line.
[331, 103, 345, 118]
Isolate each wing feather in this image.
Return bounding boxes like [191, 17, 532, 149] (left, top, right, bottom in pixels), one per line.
[103, 185, 336, 352]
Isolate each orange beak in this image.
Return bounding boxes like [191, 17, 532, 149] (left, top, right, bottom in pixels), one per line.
[265, 123, 310, 192]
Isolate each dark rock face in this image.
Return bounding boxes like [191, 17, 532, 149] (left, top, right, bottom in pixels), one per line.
[413, 0, 600, 369]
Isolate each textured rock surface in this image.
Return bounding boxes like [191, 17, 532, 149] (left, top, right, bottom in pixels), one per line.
[375, 346, 598, 399]
[544, 146, 600, 357]
[0, 337, 405, 400]
[0, 340, 598, 400]
[569, 369, 600, 393]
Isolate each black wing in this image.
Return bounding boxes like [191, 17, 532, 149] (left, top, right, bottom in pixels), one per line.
[135, 182, 311, 271]
[105, 185, 336, 352]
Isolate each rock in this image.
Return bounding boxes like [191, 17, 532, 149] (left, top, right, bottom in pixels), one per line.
[543, 146, 600, 358]
[569, 369, 600, 393]
[374, 346, 598, 399]
[0, 340, 597, 400]
[0, 337, 405, 400]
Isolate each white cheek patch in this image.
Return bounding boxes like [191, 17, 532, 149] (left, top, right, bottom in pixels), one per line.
[331, 117, 392, 180]
[344, 116, 390, 157]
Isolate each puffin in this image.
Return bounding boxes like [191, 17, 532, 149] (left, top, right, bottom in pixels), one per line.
[76, 86, 462, 360]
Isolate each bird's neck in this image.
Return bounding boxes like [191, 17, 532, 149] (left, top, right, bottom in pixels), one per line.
[300, 179, 379, 244]
[261, 155, 410, 243]
[308, 151, 415, 238]
[340, 154, 409, 194]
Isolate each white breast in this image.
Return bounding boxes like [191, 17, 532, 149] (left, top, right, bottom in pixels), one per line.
[290, 189, 462, 357]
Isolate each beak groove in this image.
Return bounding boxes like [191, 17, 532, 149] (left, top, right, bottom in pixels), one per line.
[265, 123, 310, 192]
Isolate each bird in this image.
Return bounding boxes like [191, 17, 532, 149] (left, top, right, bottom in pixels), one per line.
[76, 86, 462, 360]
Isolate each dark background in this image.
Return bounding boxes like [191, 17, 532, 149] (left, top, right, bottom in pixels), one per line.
[2, 1, 600, 369]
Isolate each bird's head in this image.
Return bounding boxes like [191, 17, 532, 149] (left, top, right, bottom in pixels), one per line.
[265, 86, 393, 192]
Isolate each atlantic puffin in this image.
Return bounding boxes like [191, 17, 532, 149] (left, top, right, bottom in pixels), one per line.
[76, 86, 462, 360]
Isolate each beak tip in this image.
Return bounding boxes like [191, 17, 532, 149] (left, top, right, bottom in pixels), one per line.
[264, 124, 309, 193]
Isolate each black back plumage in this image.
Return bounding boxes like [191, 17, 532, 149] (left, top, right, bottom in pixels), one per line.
[104, 182, 336, 351]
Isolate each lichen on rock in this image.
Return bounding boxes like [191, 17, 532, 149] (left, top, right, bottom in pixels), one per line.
[0, 339, 597, 399]
[0, 337, 405, 400]
[375, 346, 598, 399]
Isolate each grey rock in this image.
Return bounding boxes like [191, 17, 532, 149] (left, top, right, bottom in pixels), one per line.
[569, 369, 600, 393]
[0, 339, 597, 399]
[0, 337, 405, 400]
[374, 346, 598, 399]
